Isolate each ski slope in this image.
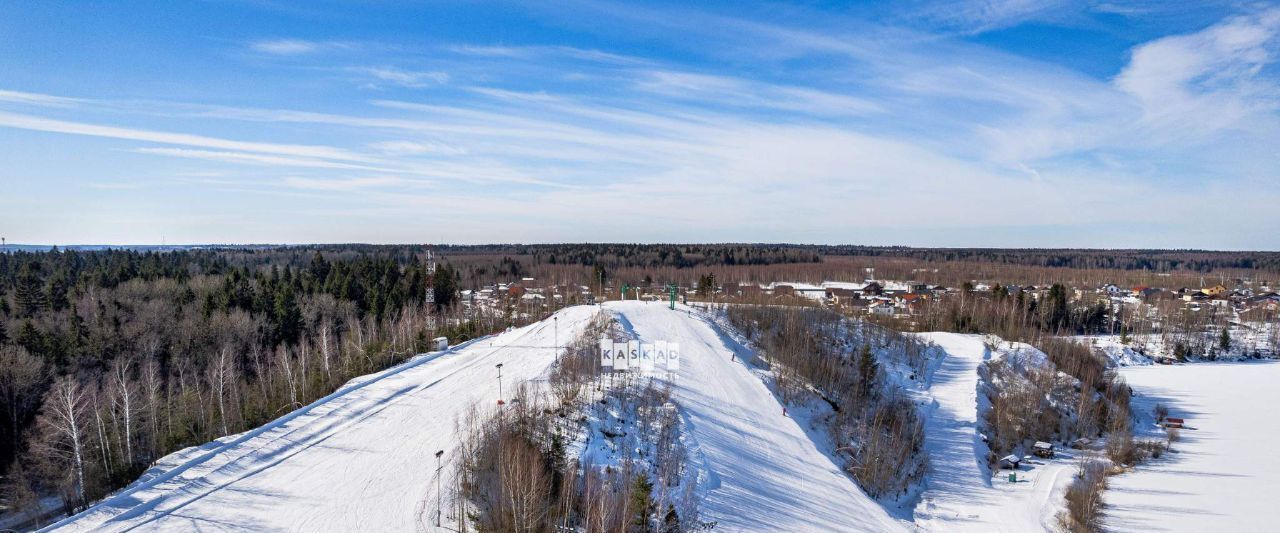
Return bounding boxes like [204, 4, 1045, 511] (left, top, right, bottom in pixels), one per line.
[46, 306, 601, 533]
[1107, 362, 1280, 532]
[605, 301, 906, 532]
[912, 333, 1072, 532]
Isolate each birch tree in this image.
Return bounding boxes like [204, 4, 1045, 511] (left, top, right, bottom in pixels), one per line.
[34, 376, 90, 507]
[110, 357, 139, 466]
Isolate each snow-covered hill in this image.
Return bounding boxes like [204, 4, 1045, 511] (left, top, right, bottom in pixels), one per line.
[46, 306, 601, 532]
[607, 301, 904, 531]
[51, 303, 1081, 532]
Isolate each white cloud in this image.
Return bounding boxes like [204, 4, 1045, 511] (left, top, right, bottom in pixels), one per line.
[281, 176, 433, 191]
[132, 148, 385, 171]
[367, 140, 468, 156]
[917, 0, 1076, 34]
[0, 111, 370, 162]
[1115, 8, 1280, 136]
[356, 67, 450, 88]
[0, 89, 84, 107]
[250, 39, 322, 55]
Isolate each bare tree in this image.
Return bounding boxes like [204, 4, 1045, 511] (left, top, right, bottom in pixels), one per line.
[210, 344, 237, 437]
[141, 359, 163, 459]
[109, 357, 140, 466]
[0, 346, 46, 453]
[34, 376, 90, 507]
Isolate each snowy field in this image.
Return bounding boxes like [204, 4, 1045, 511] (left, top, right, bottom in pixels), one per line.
[911, 333, 1073, 532]
[1108, 361, 1280, 531]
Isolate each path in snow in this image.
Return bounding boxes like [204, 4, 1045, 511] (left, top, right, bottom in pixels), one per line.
[47, 306, 601, 533]
[1107, 362, 1280, 532]
[912, 333, 1072, 533]
[605, 301, 906, 532]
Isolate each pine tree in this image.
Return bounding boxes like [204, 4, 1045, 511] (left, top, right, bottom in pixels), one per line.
[858, 344, 879, 399]
[272, 287, 303, 346]
[1219, 328, 1231, 351]
[431, 263, 458, 310]
[661, 505, 681, 533]
[631, 473, 654, 530]
[14, 263, 47, 317]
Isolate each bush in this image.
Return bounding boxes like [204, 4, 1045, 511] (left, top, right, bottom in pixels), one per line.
[1058, 461, 1107, 532]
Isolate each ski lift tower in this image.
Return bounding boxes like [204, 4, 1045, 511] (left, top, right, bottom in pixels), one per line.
[425, 246, 437, 306]
[666, 284, 679, 310]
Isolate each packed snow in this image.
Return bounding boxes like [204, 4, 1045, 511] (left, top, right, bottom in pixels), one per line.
[1107, 361, 1280, 532]
[911, 333, 1073, 532]
[605, 301, 905, 532]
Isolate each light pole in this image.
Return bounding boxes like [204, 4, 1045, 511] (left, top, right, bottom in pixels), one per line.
[495, 363, 504, 405]
[554, 316, 559, 363]
[434, 449, 444, 528]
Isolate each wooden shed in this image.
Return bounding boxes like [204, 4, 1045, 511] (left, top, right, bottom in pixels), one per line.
[1033, 441, 1055, 458]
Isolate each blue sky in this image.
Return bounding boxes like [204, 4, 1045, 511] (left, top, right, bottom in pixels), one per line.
[1, 1, 1278, 248]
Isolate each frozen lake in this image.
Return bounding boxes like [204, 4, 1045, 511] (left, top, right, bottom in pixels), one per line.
[1108, 361, 1280, 531]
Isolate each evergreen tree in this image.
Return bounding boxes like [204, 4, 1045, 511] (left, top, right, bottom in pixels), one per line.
[14, 263, 47, 317]
[696, 273, 716, 296]
[661, 505, 681, 533]
[858, 344, 879, 399]
[631, 473, 654, 530]
[47, 270, 71, 311]
[1219, 328, 1231, 351]
[431, 263, 459, 310]
[272, 287, 303, 346]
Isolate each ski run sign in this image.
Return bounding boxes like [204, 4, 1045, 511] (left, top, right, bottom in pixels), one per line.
[599, 339, 680, 373]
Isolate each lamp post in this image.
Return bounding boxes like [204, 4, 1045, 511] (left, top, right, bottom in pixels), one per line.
[434, 449, 444, 527]
[495, 363, 504, 405]
[554, 316, 559, 363]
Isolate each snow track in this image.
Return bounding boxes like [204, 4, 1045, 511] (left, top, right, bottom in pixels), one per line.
[911, 333, 1072, 532]
[48, 306, 601, 533]
[605, 301, 905, 532]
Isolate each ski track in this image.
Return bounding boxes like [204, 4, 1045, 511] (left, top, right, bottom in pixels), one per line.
[46, 306, 600, 533]
[911, 333, 1072, 533]
[604, 301, 906, 532]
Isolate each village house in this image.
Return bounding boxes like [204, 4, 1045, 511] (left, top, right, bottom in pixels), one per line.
[1200, 284, 1229, 297]
[861, 281, 885, 296]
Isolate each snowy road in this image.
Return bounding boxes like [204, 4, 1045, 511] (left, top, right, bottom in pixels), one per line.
[911, 333, 1072, 532]
[47, 306, 601, 533]
[606, 301, 906, 532]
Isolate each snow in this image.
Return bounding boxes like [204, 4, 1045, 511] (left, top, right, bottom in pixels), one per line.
[49, 301, 1122, 532]
[911, 333, 1073, 532]
[605, 301, 906, 532]
[1080, 335, 1154, 366]
[1107, 361, 1280, 531]
[45, 306, 602, 532]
